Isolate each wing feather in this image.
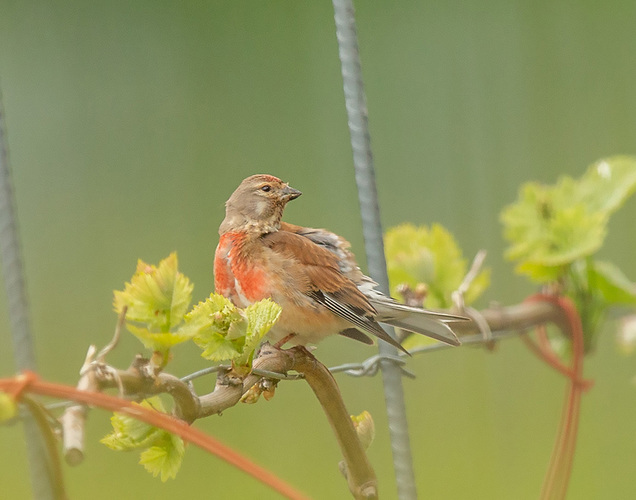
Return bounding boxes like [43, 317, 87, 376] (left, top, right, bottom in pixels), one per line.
[263, 225, 461, 351]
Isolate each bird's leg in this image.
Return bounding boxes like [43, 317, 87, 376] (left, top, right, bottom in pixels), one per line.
[273, 333, 297, 349]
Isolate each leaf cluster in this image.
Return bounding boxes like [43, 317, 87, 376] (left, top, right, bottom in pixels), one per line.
[113, 252, 194, 355]
[107, 253, 282, 480]
[101, 397, 185, 482]
[501, 156, 636, 348]
[385, 223, 490, 310]
[185, 294, 281, 367]
[112, 252, 281, 367]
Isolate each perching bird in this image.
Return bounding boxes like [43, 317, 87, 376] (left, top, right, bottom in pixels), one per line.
[214, 174, 463, 353]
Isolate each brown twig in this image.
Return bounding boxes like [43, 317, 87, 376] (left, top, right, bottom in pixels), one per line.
[48, 295, 592, 500]
[59, 345, 98, 465]
[58, 341, 375, 498]
[288, 345, 378, 500]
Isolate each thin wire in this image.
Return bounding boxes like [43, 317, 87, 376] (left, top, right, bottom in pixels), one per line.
[330, 354, 415, 379]
[331, 2, 418, 498]
[180, 366, 226, 383]
[0, 88, 55, 498]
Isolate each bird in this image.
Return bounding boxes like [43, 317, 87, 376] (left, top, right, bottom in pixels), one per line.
[214, 174, 464, 354]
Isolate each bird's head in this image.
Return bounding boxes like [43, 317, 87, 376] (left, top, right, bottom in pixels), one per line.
[220, 174, 302, 234]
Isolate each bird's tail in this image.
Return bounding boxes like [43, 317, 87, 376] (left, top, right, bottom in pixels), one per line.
[370, 298, 465, 346]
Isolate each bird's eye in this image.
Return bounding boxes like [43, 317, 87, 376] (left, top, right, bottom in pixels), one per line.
[261, 185, 271, 192]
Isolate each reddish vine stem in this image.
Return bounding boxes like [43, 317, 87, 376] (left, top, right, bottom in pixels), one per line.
[551, 297, 585, 500]
[20, 396, 68, 500]
[0, 372, 309, 500]
[521, 294, 590, 500]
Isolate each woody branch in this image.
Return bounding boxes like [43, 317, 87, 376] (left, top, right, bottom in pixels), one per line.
[59, 299, 564, 462]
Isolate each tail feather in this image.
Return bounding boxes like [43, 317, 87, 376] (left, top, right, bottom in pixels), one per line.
[381, 316, 460, 346]
[371, 299, 468, 322]
[370, 298, 464, 346]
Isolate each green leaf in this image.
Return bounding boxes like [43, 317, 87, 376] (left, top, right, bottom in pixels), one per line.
[351, 410, 375, 451]
[194, 332, 242, 361]
[501, 157, 636, 283]
[577, 156, 636, 215]
[113, 252, 193, 333]
[185, 293, 243, 334]
[139, 432, 185, 482]
[187, 293, 246, 361]
[126, 324, 195, 353]
[101, 398, 165, 451]
[100, 424, 162, 452]
[0, 392, 17, 423]
[385, 223, 490, 308]
[501, 181, 607, 282]
[589, 260, 636, 306]
[101, 397, 185, 481]
[238, 299, 282, 366]
[187, 294, 281, 365]
[567, 260, 607, 351]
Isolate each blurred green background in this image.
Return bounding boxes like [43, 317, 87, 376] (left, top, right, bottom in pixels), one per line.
[1, 1, 635, 498]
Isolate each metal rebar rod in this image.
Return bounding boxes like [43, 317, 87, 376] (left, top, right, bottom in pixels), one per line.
[331, 2, 418, 499]
[0, 89, 56, 498]
[0, 97, 36, 373]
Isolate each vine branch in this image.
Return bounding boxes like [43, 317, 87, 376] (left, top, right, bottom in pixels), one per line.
[4, 293, 592, 500]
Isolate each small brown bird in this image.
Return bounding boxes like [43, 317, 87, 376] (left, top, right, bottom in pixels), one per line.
[214, 174, 463, 353]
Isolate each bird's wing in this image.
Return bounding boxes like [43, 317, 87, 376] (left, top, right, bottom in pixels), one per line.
[262, 230, 409, 353]
[277, 223, 466, 348]
[263, 228, 371, 312]
[280, 222, 361, 276]
[338, 328, 374, 345]
[280, 222, 464, 347]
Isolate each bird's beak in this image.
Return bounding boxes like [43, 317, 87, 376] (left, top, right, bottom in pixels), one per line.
[282, 184, 302, 201]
